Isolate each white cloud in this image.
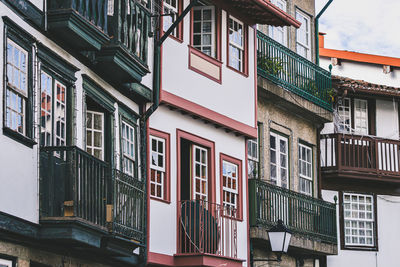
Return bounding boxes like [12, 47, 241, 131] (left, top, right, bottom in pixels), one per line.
[316, 0, 400, 57]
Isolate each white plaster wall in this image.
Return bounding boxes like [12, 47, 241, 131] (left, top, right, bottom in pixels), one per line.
[376, 99, 399, 139]
[149, 106, 248, 266]
[0, 4, 144, 223]
[29, 0, 43, 10]
[162, 1, 256, 127]
[320, 57, 400, 88]
[322, 190, 400, 267]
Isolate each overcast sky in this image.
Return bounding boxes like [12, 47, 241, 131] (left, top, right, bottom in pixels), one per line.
[315, 0, 400, 58]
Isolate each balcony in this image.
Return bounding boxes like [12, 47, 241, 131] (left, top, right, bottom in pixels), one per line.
[175, 200, 242, 266]
[257, 31, 332, 111]
[248, 179, 337, 245]
[321, 134, 400, 190]
[39, 146, 144, 260]
[47, 0, 151, 94]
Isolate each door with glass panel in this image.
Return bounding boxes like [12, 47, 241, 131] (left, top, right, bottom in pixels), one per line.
[269, 132, 289, 224]
[192, 145, 208, 201]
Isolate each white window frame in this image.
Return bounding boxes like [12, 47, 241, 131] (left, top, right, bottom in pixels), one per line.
[270, 132, 289, 188]
[122, 120, 136, 176]
[86, 110, 105, 160]
[192, 5, 216, 58]
[163, 0, 179, 37]
[6, 38, 28, 135]
[192, 145, 208, 201]
[354, 99, 368, 135]
[298, 143, 313, 196]
[0, 258, 13, 267]
[268, 0, 287, 46]
[343, 193, 375, 247]
[222, 160, 239, 215]
[247, 139, 259, 179]
[150, 135, 166, 199]
[337, 97, 352, 133]
[295, 9, 311, 60]
[228, 15, 245, 72]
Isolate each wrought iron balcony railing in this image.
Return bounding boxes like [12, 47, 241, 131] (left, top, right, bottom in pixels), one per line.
[39, 146, 145, 244]
[249, 179, 337, 244]
[177, 200, 237, 259]
[257, 30, 332, 111]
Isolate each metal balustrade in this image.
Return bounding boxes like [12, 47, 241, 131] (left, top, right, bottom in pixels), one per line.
[39, 146, 145, 243]
[257, 30, 333, 111]
[249, 179, 337, 244]
[321, 133, 400, 178]
[178, 200, 238, 258]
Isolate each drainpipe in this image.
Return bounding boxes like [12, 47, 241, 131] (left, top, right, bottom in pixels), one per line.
[315, 0, 333, 65]
[139, 1, 198, 265]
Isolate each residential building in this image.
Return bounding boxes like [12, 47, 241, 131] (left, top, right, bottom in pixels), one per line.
[145, 0, 302, 266]
[249, 1, 338, 267]
[0, 0, 152, 266]
[319, 33, 400, 267]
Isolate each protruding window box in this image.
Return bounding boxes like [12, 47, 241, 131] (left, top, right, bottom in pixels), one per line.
[39, 146, 145, 258]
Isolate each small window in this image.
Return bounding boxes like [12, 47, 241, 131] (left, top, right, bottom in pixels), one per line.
[269, 0, 287, 46]
[121, 121, 136, 176]
[86, 111, 104, 160]
[150, 135, 166, 199]
[270, 132, 289, 189]
[343, 193, 376, 247]
[192, 5, 216, 57]
[40, 71, 67, 147]
[296, 10, 311, 60]
[5, 38, 29, 136]
[247, 139, 259, 179]
[298, 143, 312, 196]
[228, 16, 245, 72]
[193, 145, 208, 200]
[222, 160, 238, 216]
[0, 258, 13, 267]
[163, 0, 180, 37]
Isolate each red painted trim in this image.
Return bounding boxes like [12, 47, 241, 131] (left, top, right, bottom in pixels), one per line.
[148, 252, 244, 267]
[149, 128, 171, 203]
[160, 90, 257, 138]
[245, 139, 250, 266]
[226, 14, 249, 77]
[176, 129, 216, 254]
[320, 47, 400, 67]
[188, 45, 222, 84]
[219, 153, 243, 221]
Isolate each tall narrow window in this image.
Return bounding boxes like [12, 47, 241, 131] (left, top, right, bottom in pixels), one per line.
[298, 143, 312, 196]
[5, 39, 28, 135]
[247, 139, 259, 179]
[40, 71, 67, 147]
[270, 132, 288, 188]
[337, 97, 351, 133]
[163, 0, 179, 37]
[222, 160, 239, 217]
[86, 111, 104, 160]
[228, 16, 245, 72]
[122, 121, 136, 176]
[354, 99, 368, 134]
[150, 135, 166, 199]
[296, 10, 311, 60]
[269, 0, 287, 46]
[192, 5, 216, 57]
[343, 193, 375, 247]
[193, 145, 208, 200]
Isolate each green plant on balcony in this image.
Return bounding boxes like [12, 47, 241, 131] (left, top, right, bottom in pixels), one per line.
[257, 54, 285, 76]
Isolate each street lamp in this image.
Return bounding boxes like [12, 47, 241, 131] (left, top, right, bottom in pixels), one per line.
[252, 219, 292, 263]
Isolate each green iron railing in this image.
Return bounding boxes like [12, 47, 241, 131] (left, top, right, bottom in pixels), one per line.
[257, 30, 333, 111]
[39, 146, 145, 243]
[249, 179, 337, 244]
